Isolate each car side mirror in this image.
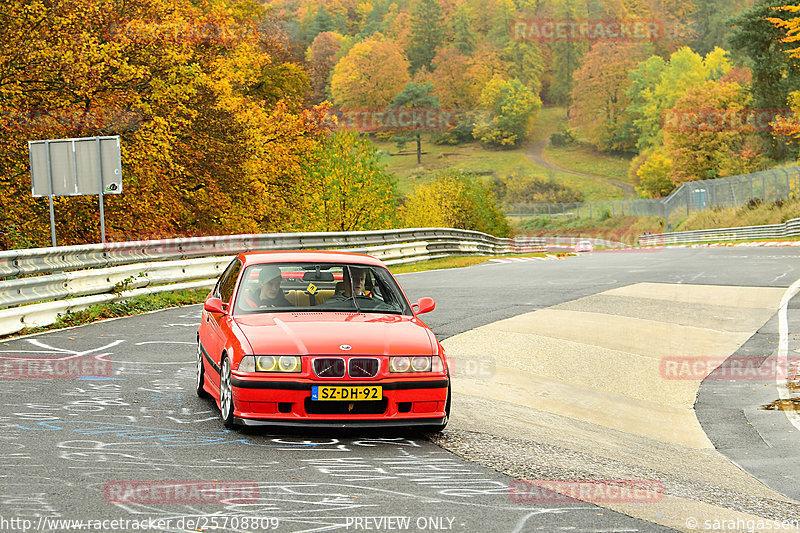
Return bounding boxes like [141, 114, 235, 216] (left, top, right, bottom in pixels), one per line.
[413, 297, 436, 315]
[204, 296, 226, 314]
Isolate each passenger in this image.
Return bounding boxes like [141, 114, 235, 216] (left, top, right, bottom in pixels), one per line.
[327, 267, 368, 303]
[243, 265, 291, 308]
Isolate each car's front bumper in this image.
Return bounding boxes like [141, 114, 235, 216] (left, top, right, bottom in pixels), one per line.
[229, 376, 449, 425]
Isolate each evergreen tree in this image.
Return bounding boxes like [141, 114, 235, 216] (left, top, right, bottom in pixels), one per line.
[729, 0, 800, 158]
[407, 0, 446, 73]
[308, 6, 334, 42]
[390, 82, 440, 164]
[451, 4, 477, 54]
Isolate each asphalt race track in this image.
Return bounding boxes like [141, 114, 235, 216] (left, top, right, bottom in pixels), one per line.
[1, 246, 797, 532]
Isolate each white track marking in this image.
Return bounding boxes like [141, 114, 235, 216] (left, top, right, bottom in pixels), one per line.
[777, 278, 800, 431]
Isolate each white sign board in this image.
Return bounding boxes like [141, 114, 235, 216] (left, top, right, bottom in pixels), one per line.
[29, 136, 122, 197]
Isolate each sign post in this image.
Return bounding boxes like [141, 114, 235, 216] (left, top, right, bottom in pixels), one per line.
[29, 136, 123, 246]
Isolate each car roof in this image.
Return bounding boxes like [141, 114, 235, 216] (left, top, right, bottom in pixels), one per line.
[237, 250, 386, 268]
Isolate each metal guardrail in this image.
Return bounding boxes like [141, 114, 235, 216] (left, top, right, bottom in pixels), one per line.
[0, 230, 547, 336]
[0, 228, 542, 277]
[638, 218, 800, 245]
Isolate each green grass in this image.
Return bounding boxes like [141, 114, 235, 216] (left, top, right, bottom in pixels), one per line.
[374, 106, 628, 201]
[375, 136, 623, 201]
[534, 166, 625, 201]
[530, 106, 566, 141]
[543, 143, 634, 184]
[375, 136, 538, 195]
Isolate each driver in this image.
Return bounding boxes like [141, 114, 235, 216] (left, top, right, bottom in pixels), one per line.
[243, 265, 291, 308]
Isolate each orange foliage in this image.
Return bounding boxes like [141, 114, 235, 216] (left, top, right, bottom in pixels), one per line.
[330, 34, 410, 110]
[0, 0, 326, 248]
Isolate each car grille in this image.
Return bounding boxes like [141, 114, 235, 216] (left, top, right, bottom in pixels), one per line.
[348, 358, 379, 378]
[313, 358, 345, 378]
[305, 397, 388, 415]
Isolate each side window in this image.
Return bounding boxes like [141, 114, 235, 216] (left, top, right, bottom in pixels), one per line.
[219, 260, 242, 303]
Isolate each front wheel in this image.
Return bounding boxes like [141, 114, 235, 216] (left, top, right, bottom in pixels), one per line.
[195, 340, 209, 398]
[219, 357, 236, 429]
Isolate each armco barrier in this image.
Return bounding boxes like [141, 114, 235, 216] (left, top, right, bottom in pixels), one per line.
[638, 218, 800, 245]
[0, 228, 536, 277]
[0, 230, 547, 336]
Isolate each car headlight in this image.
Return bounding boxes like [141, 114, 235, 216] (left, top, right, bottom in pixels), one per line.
[238, 355, 301, 373]
[257, 355, 277, 371]
[278, 356, 301, 372]
[389, 356, 444, 373]
[411, 356, 431, 371]
[389, 356, 410, 372]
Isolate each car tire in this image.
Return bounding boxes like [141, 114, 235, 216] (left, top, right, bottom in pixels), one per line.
[219, 356, 236, 429]
[195, 340, 210, 398]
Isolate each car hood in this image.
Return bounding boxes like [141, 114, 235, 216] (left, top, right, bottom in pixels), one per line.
[233, 312, 437, 356]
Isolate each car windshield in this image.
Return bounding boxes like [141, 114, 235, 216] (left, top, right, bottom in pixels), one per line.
[233, 262, 412, 315]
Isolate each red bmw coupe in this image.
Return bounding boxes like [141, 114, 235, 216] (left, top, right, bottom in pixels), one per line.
[196, 251, 450, 431]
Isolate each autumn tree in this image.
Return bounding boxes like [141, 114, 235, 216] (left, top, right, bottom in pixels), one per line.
[406, 0, 446, 73]
[635, 149, 675, 198]
[330, 34, 411, 109]
[0, 0, 328, 247]
[569, 42, 651, 152]
[431, 42, 508, 110]
[626, 47, 733, 151]
[302, 130, 398, 232]
[473, 77, 541, 147]
[666, 80, 765, 184]
[402, 170, 510, 237]
[306, 31, 344, 104]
